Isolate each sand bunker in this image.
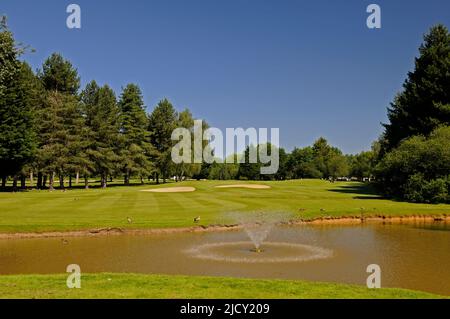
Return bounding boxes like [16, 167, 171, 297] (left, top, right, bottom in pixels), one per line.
[140, 187, 196, 193]
[215, 184, 271, 189]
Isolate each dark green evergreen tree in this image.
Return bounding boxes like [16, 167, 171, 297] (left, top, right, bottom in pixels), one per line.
[35, 53, 84, 189]
[118, 84, 153, 184]
[383, 24, 450, 150]
[79, 80, 100, 188]
[17, 62, 45, 189]
[39, 53, 80, 95]
[36, 92, 84, 190]
[0, 21, 37, 189]
[148, 98, 178, 183]
[82, 84, 120, 188]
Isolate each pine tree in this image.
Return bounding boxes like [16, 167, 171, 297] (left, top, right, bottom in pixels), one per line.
[79, 80, 100, 188]
[82, 84, 120, 188]
[118, 84, 153, 184]
[148, 99, 178, 183]
[39, 53, 80, 95]
[0, 21, 37, 189]
[16, 62, 44, 188]
[36, 53, 83, 190]
[0, 17, 16, 99]
[36, 92, 84, 190]
[383, 24, 450, 150]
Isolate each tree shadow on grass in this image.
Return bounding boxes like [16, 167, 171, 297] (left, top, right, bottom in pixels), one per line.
[0, 180, 165, 192]
[328, 183, 385, 200]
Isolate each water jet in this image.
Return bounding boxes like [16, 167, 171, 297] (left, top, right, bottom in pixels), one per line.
[186, 211, 333, 263]
[228, 211, 292, 251]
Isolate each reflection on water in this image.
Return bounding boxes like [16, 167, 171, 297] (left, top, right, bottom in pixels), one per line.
[0, 222, 449, 295]
[410, 223, 450, 232]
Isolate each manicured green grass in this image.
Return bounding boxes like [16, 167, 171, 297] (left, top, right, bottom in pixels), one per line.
[0, 180, 448, 233]
[0, 273, 443, 299]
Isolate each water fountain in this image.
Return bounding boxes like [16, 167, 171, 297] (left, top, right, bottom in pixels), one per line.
[186, 212, 334, 263]
[233, 211, 289, 253]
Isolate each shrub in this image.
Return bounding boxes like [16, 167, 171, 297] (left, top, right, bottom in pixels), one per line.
[404, 174, 448, 203]
[422, 178, 448, 203]
[403, 174, 426, 203]
[376, 126, 450, 203]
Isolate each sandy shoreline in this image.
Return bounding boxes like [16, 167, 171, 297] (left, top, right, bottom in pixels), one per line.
[0, 214, 448, 240]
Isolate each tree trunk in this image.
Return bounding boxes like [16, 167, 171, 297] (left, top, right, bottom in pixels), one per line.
[20, 175, 26, 189]
[48, 173, 54, 191]
[156, 173, 159, 184]
[59, 175, 65, 190]
[12, 176, 18, 192]
[101, 174, 107, 189]
[124, 171, 130, 185]
[37, 172, 42, 189]
[84, 175, 89, 189]
[69, 176, 72, 189]
[43, 175, 48, 188]
[76, 172, 79, 184]
[29, 171, 34, 188]
[1, 176, 6, 189]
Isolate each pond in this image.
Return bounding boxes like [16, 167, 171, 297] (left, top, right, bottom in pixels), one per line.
[0, 222, 449, 295]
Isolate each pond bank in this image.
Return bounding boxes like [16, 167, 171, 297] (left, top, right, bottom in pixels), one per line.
[0, 214, 448, 239]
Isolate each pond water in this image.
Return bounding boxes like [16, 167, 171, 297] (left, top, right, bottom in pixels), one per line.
[0, 222, 449, 295]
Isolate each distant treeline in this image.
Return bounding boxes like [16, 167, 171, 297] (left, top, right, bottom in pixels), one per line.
[0, 19, 449, 203]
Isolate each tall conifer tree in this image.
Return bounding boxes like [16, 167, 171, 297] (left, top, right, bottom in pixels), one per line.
[118, 84, 153, 184]
[383, 25, 450, 150]
[0, 20, 37, 189]
[148, 99, 178, 183]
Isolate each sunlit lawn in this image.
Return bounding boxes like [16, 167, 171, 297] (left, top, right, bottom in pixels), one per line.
[0, 179, 448, 233]
[0, 273, 444, 299]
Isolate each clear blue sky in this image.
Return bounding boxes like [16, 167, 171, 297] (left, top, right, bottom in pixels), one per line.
[2, 0, 449, 154]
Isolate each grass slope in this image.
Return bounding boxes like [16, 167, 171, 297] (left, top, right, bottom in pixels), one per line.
[0, 180, 448, 233]
[0, 273, 443, 299]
